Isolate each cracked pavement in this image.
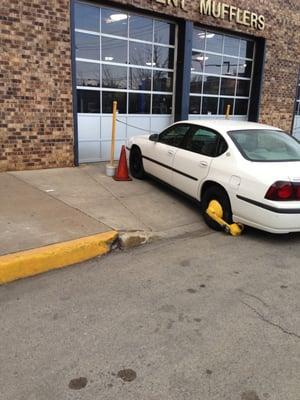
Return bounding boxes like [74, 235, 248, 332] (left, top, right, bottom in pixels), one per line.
[0, 228, 300, 399]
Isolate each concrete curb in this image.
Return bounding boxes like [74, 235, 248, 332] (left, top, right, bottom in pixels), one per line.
[118, 224, 212, 249]
[0, 231, 118, 285]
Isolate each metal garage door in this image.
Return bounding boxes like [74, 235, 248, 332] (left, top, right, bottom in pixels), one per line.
[74, 1, 177, 163]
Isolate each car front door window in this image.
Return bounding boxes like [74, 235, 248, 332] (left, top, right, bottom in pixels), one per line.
[159, 125, 191, 148]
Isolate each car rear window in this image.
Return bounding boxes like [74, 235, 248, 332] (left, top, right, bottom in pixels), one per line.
[228, 129, 300, 162]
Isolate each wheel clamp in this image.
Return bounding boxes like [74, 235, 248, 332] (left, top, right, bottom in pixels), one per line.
[206, 200, 244, 236]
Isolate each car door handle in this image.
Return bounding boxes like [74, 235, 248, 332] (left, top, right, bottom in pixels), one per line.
[167, 149, 175, 156]
[199, 161, 208, 167]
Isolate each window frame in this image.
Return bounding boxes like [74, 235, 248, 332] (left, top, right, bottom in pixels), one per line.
[189, 27, 255, 118]
[74, 1, 177, 115]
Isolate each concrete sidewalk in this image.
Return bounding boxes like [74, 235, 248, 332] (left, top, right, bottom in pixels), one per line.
[1, 163, 209, 256]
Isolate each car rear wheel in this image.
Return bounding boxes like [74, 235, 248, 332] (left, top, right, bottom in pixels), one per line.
[201, 186, 233, 231]
[129, 146, 145, 179]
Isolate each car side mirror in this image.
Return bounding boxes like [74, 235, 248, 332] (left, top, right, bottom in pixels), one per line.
[149, 133, 159, 142]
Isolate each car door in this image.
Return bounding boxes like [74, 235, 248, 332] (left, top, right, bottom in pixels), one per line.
[142, 124, 191, 184]
[172, 126, 226, 199]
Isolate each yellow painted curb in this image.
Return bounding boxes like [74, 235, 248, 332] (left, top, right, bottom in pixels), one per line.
[0, 231, 118, 285]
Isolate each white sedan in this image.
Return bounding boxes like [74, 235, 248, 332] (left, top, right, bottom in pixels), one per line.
[127, 120, 300, 234]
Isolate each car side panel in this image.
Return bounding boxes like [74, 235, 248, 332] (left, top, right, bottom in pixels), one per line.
[172, 149, 212, 199]
[199, 152, 240, 201]
[132, 137, 175, 184]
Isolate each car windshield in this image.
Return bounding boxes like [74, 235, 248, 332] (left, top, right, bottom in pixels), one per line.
[228, 129, 300, 162]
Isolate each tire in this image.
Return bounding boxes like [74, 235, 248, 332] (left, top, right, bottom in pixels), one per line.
[201, 186, 233, 231]
[129, 146, 145, 179]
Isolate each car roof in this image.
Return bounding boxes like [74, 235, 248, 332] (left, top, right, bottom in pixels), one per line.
[177, 119, 280, 134]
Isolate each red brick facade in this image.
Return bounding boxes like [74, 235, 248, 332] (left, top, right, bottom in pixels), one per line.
[0, 0, 299, 171]
[0, 0, 74, 171]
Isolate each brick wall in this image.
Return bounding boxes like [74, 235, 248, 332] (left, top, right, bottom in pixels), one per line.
[0, 0, 299, 171]
[0, 0, 74, 171]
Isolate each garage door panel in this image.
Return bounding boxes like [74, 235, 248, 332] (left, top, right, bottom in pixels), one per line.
[78, 115, 100, 141]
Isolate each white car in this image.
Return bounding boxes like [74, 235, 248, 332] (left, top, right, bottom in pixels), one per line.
[127, 120, 300, 234]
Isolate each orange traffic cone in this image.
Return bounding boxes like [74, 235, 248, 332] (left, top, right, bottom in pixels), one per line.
[114, 145, 132, 181]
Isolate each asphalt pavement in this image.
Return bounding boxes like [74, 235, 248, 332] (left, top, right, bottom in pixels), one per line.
[1, 228, 299, 400]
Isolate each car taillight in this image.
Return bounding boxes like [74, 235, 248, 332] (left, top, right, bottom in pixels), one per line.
[265, 181, 300, 201]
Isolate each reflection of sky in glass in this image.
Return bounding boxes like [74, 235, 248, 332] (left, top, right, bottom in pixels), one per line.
[129, 15, 153, 42]
[154, 20, 175, 45]
[101, 8, 128, 37]
[239, 40, 254, 59]
[206, 33, 223, 53]
[223, 37, 239, 57]
[204, 54, 222, 75]
[75, 3, 99, 32]
[76, 33, 100, 60]
[192, 29, 206, 50]
[191, 52, 205, 73]
[102, 37, 127, 64]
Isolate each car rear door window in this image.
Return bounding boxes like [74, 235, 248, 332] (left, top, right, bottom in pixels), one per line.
[185, 127, 219, 157]
[159, 124, 191, 147]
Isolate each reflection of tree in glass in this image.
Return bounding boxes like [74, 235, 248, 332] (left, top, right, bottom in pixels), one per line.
[154, 21, 174, 45]
[153, 71, 172, 92]
[102, 66, 126, 89]
[77, 65, 100, 87]
[130, 43, 152, 66]
[129, 68, 151, 91]
[153, 46, 164, 69]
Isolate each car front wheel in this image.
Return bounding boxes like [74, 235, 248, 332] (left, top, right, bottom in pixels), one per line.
[129, 146, 145, 179]
[201, 186, 233, 231]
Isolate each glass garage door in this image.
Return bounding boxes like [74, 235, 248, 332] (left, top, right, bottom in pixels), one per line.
[74, 2, 177, 163]
[293, 75, 300, 140]
[189, 27, 254, 121]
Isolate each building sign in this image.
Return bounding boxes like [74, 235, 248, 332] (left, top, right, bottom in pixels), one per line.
[155, 0, 265, 31]
[199, 0, 265, 30]
[155, 0, 187, 10]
